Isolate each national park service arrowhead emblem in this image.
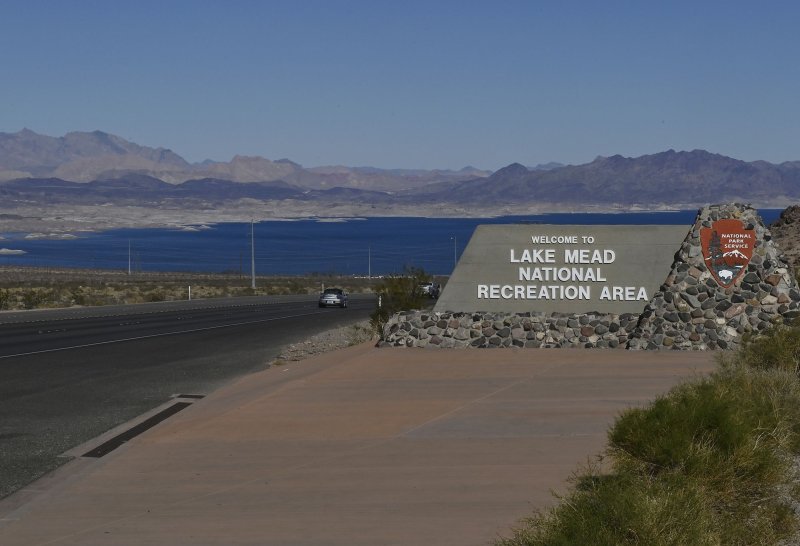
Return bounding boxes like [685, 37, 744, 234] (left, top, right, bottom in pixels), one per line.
[700, 219, 755, 287]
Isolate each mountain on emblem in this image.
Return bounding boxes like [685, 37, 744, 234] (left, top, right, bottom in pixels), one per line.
[700, 219, 755, 287]
[723, 249, 748, 260]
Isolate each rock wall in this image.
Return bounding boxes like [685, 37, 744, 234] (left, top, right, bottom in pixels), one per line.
[767, 205, 800, 270]
[379, 311, 639, 348]
[380, 204, 800, 350]
[627, 203, 800, 350]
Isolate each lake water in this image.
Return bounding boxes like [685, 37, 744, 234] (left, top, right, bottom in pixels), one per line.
[0, 210, 784, 276]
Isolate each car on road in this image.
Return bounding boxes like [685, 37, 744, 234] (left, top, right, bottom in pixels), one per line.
[418, 282, 440, 299]
[318, 288, 348, 308]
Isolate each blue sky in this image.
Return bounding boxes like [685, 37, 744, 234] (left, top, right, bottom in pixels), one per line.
[2, 1, 798, 169]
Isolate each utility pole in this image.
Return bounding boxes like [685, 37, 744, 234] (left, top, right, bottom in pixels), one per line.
[128, 239, 131, 275]
[451, 236, 457, 270]
[368, 245, 371, 279]
[250, 219, 256, 290]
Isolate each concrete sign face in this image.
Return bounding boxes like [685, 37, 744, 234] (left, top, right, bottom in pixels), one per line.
[434, 224, 690, 314]
[700, 219, 754, 288]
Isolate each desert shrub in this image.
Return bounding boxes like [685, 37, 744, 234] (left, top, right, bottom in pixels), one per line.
[0, 267, 380, 310]
[145, 290, 166, 302]
[498, 365, 800, 546]
[84, 293, 114, 306]
[20, 289, 48, 309]
[0, 288, 9, 310]
[609, 368, 800, 542]
[611, 372, 791, 473]
[370, 267, 431, 339]
[347, 322, 374, 346]
[69, 287, 87, 306]
[498, 466, 715, 546]
[727, 320, 800, 376]
[287, 279, 306, 294]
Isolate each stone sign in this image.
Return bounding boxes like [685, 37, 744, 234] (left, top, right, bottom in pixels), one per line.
[382, 204, 800, 350]
[434, 224, 691, 314]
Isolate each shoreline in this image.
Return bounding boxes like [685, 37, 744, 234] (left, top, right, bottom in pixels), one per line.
[0, 201, 788, 238]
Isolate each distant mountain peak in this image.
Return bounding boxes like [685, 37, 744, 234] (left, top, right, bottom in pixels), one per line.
[275, 158, 302, 168]
[493, 162, 529, 176]
[589, 149, 737, 168]
[528, 161, 565, 171]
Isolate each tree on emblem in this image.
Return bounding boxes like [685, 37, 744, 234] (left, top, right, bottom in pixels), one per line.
[707, 230, 723, 270]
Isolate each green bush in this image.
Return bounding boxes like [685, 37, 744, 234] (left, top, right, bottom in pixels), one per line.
[498, 468, 715, 546]
[610, 372, 793, 475]
[609, 368, 800, 543]
[369, 267, 431, 339]
[729, 320, 800, 376]
[498, 365, 800, 546]
[499, 317, 800, 546]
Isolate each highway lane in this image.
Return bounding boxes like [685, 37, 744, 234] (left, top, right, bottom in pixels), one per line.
[0, 295, 376, 499]
[0, 294, 335, 325]
[0, 295, 373, 358]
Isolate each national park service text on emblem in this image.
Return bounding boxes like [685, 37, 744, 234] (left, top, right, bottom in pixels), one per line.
[700, 219, 755, 287]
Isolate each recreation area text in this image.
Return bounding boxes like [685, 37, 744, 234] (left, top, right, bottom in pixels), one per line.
[476, 235, 649, 302]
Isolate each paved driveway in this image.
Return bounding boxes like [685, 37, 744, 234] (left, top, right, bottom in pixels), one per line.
[0, 345, 715, 546]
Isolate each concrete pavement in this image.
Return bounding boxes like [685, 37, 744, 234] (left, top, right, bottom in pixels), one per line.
[0, 345, 716, 545]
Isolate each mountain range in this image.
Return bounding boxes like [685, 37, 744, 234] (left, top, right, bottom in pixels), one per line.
[411, 151, 800, 206]
[0, 129, 489, 191]
[2, 129, 800, 219]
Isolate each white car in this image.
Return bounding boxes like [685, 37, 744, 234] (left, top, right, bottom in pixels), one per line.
[318, 288, 348, 308]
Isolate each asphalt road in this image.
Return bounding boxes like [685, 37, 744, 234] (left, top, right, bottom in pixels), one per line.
[0, 295, 375, 499]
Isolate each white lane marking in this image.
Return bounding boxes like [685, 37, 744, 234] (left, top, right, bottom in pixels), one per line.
[0, 298, 338, 325]
[0, 310, 330, 360]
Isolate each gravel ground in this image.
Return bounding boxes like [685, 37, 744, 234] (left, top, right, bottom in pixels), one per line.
[273, 319, 375, 363]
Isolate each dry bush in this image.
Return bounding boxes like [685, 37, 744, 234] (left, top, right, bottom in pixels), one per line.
[0, 266, 383, 311]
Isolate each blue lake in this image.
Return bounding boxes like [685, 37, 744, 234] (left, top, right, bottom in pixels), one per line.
[0, 210, 784, 276]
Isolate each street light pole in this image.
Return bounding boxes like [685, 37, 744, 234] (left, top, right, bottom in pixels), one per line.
[250, 219, 256, 290]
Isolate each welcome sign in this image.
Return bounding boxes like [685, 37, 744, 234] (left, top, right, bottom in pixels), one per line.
[434, 224, 690, 314]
